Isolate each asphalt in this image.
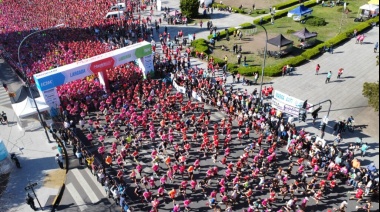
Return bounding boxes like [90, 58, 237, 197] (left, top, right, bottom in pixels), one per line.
[0, 2, 378, 212]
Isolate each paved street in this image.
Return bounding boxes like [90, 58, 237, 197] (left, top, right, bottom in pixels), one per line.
[56, 2, 380, 212]
[0, 1, 378, 212]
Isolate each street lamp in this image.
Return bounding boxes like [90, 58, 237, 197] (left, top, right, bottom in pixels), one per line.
[17, 23, 64, 143]
[256, 24, 268, 106]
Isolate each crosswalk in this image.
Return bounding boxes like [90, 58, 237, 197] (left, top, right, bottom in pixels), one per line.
[65, 168, 108, 211]
[0, 88, 11, 106]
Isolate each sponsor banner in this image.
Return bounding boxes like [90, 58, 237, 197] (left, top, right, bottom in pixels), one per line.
[34, 41, 152, 91]
[142, 54, 154, 73]
[273, 90, 313, 112]
[0, 140, 9, 161]
[271, 98, 300, 117]
[40, 88, 61, 108]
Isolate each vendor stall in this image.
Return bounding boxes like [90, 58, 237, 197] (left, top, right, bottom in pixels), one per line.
[293, 28, 318, 48]
[267, 34, 294, 56]
[287, 5, 313, 21]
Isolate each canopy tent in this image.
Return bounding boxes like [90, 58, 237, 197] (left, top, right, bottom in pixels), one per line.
[359, 4, 379, 17]
[360, 4, 379, 10]
[10, 85, 40, 104]
[288, 5, 313, 16]
[11, 97, 50, 118]
[293, 28, 317, 39]
[368, 0, 379, 5]
[267, 34, 294, 48]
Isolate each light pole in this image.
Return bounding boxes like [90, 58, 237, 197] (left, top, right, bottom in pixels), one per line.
[17, 24, 64, 143]
[256, 24, 268, 106]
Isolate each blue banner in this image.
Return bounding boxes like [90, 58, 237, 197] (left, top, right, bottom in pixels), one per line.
[0, 140, 9, 161]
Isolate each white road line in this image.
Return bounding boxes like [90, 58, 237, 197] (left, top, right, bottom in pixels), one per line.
[66, 183, 88, 211]
[72, 169, 101, 204]
[83, 168, 108, 197]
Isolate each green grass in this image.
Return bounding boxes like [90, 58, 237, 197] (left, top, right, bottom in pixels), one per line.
[207, 0, 373, 75]
[211, 0, 368, 63]
[261, 0, 368, 42]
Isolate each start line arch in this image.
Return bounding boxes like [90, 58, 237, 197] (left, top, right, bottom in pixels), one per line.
[33, 41, 153, 108]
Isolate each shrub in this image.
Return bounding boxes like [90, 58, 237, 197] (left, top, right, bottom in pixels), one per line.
[254, 1, 317, 25]
[274, 0, 303, 10]
[191, 38, 209, 55]
[180, 0, 200, 18]
[237, 66, 256, 76]
[305, 16, 327, 26]
[239, 23, 254, 29]
[232, 7, 246, 14]
[303, 0, 318, 7]
[212, 3, 228, 10]
[213, 12, 378, 77]
[212, 57, 225, 66]
[227, 63, 238, 71]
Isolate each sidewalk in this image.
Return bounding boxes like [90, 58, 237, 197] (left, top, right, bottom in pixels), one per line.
[0, 105, 65, 212]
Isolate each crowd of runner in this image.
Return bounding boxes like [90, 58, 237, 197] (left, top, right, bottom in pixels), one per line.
[1, 0, 378, 212]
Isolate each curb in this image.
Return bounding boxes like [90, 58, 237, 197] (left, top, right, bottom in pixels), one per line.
[50, 136, 69, 212]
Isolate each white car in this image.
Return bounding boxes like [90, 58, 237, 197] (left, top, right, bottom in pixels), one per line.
[110, 3, 126, 12]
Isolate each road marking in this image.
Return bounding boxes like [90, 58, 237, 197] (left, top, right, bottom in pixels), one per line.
[83, 168, 108, 197]
[66, 183, 88, 211]
[72, 169, 101, 204]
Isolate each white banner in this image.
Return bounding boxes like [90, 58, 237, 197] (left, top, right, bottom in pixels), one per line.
[273, 90, 313, 112]
[271, 98, 299, 117]
[34, 41, 152, 91]
[39, 87, 61, 109]
[172, 80, 186, 94]
[192, 90, 202, 102]
[157, 0, 162, 11]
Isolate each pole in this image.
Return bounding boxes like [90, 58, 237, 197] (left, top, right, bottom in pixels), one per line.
[257, 24, 268, 106]
[17, 24, 63, 143]
[30, 183, 43, 211]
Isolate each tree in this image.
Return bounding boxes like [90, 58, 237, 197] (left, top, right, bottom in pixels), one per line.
[362, 81, 379, 112]
[180, 0, 200, 18]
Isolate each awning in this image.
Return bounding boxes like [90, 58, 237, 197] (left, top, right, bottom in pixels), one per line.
[360, 4, 379, 11]
[293, 28, 318, 39]
[267, 34, 294, 48]
[11, 97, 50, 118]
[288, 5, 313, 16]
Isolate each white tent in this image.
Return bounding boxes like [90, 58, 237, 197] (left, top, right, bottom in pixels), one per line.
[12, 97, 50, 118]
[359, 4, 379, 17]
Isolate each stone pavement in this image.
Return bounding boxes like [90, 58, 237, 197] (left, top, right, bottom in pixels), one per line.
[144, 3, 258, 42]
[0, 105, 65, 212]
[0, 57, 65, 212]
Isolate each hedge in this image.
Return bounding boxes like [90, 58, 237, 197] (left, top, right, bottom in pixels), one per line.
[255, 0, 318, 25]
[193, 15, 378, 77]
[207, 23, 253, 39]
[211, 3, 245, 13]
[191, 38, 210, 56]
[273, 0, 311, 10]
